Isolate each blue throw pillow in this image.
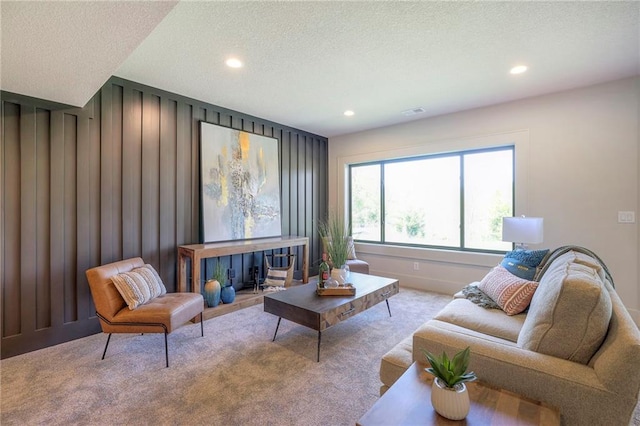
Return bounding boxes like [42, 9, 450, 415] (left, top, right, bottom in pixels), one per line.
[500, 249, 549, 281]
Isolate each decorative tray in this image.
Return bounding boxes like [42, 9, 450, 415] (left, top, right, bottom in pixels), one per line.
[316, 284, 356, 296]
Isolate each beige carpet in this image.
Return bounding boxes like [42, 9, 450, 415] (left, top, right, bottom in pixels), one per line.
[1, 288, 639, 425]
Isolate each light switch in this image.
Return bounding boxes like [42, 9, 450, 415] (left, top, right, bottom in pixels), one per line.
[618, 211, 636, 223]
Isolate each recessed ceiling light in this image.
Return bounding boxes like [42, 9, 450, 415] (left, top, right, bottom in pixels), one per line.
[226, 58, 243, 68]
[344, 110, 355, 117]
[510, 65, 528, 75]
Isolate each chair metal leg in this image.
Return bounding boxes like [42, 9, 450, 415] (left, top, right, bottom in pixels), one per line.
[164, 332, 169, 368]
[101, 333, 112, 360]
[200, 312, 204, 336]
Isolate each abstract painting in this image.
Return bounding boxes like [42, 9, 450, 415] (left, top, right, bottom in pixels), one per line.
[200, 122, 282, 243]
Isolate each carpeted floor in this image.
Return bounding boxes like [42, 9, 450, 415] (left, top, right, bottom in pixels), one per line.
[1, 288, 639, 425]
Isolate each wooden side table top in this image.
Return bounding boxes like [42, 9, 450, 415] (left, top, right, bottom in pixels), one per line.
[357, 362, 560, 426]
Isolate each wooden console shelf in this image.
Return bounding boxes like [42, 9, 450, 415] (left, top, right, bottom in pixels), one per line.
[177, 236, 309, 320]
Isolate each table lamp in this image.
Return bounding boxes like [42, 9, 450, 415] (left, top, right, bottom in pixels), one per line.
[502, 216, 544, 250]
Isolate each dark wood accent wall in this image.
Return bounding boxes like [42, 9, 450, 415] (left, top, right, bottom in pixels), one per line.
[0, 77, 328, 358]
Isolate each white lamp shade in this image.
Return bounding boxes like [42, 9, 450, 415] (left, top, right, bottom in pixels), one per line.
[502, 217, 544, 244]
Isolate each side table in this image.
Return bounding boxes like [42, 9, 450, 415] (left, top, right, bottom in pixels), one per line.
[357, 362, 560, 425]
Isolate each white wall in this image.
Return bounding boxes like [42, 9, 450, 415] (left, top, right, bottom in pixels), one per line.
[329, 77, 639, 323]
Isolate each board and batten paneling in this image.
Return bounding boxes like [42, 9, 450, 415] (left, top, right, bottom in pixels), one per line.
[0, 76, 328, 358]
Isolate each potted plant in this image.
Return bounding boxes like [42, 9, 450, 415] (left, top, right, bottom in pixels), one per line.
[318, 213, 351, 284]
[422, 346, 477, 420]
[204, 261, 226, 307]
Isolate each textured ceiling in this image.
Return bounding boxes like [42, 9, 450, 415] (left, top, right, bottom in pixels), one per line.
[0, 1, 177, 107]
[2, 1, 639, 137]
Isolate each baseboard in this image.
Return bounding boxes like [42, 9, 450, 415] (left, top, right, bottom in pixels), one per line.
[368, 268, 461, 296]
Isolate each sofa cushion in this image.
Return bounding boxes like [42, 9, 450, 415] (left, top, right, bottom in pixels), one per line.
[478, 266, 539, 315]
[380, 335, 414, 392]
[517, 253, 612, 364]
[434, 298, 525, 342]
[500, 248, 549, 280]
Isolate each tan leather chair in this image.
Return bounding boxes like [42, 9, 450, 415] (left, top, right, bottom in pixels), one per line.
[85, 257, 204, 367]
[346, 259, 369, 274]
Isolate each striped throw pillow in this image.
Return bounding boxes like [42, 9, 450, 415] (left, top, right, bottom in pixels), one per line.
[265, 268, 288, 287]
[137, 264, 167, 296]
[111, 265, 166, 310]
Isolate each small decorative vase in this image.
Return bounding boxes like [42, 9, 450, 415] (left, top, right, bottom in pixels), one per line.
[220, 285, 236, 304]
[430, 378, 470, 420]
[203, 279, 221, 307]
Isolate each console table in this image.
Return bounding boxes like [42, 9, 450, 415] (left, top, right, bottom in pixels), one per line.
[177, 235, 309, 297]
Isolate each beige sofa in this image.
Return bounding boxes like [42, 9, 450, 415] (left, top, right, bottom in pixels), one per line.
[380, 249, 640, 425]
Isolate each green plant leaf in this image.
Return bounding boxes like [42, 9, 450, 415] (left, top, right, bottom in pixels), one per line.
[451, 346, 470, 377]
[422, 346, 477, 388]
[318, 213, 351, 268]
[212, 261, 227, 286]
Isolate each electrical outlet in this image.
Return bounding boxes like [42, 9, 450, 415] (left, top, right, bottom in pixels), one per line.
[413, 262, 420, 271]
[228, 268, 236, 279]
[618, 211, 636, 223]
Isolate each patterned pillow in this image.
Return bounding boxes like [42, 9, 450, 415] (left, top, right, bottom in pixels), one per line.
[137, 264, 167, 296]
[478, 266, 539, 315]
[500, 249, 549, 280]
[112, 271, 154, 310]
[265, 268, 288, 287]
[111, 264, 166, 310]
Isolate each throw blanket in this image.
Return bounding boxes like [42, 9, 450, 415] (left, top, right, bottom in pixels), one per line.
[534, 245, 615, 287]
[461, 284, 500, 309]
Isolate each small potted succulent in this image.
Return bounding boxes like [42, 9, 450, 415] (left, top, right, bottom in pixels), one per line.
[422, 346, 477, 420]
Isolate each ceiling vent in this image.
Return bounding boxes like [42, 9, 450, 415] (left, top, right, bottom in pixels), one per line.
[401, 107, 426, 116]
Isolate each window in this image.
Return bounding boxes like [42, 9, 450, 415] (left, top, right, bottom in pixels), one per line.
[349, 146, 513, 252]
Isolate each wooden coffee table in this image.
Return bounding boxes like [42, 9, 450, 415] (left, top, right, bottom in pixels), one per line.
[358, 362, 560, 425]
[263, 272, 399, 362]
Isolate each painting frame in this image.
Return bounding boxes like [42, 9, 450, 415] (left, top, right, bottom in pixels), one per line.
[199, 121, 282, 243]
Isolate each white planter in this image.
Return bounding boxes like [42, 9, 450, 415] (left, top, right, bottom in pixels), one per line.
[430, 378, 470, 420]
[331, 266, 349, 285]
